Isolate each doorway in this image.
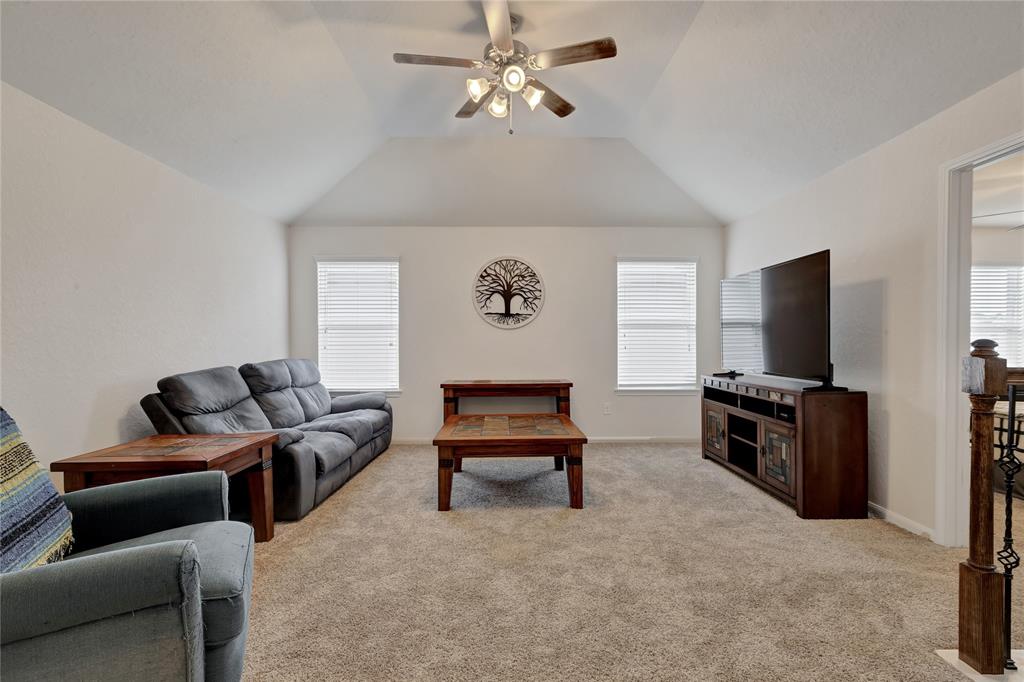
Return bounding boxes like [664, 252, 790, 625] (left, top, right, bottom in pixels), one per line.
[935, 134, 1024, 547]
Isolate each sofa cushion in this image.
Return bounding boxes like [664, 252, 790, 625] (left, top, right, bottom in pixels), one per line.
[298, 431, 356, 477]
[284, 359, 331, 422]
[299, 409, 389, 448]
[238, 359, 331, 425]
[158, 367, 271, 434]
[72, 521, 253, 646]
[299, 409, 387, 446]
[238, 361, 305, 429]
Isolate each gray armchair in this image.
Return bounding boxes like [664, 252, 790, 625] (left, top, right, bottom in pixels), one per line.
[0, 472, 253, 682]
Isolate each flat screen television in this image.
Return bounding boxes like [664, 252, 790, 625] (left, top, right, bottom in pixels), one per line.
[760, 250, 831, 383]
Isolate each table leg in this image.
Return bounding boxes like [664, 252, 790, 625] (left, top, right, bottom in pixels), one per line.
[62, 471, 86, 493]
[246, 454, 275, 542]
[454, 456, 463, 473]
[438, 447, 454, 511]
[566, 445, 583, 509]
[554, 456, 564, 471]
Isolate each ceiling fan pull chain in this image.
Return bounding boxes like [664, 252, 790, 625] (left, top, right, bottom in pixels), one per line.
[508, 97, 514, 135]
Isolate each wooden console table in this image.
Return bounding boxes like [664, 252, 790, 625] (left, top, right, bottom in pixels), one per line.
[700, 375, 867, 519]
[440, 379, 573, 471]
[51, 433, 277, 542]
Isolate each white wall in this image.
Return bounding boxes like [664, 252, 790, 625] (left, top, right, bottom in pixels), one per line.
[289, 226, 723, 442]
[1, 84, 290, 479]
[724, 70, 1024, 536]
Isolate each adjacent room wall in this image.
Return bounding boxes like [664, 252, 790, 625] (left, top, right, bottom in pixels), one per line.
[1, 83, 290, 479]
[289, 225, 723, 442]
[724, 70, 1024, 537]
[971, 227, 1024, 265]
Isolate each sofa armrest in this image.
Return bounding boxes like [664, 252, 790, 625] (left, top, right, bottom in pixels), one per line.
[0, 541, 204, 679]
[271, 441, 317, 521]
[330, 392, 387, 413]
[63, 471, 228, 553]
[1, 541, 201, 643]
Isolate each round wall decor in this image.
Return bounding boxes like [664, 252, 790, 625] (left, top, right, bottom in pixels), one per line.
[473, 257, 545, 329]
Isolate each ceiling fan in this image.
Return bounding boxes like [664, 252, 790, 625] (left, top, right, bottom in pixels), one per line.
[392, 0, 617, 131]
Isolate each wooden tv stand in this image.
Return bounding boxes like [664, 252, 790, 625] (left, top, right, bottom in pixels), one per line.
[700, 375, 867, 519]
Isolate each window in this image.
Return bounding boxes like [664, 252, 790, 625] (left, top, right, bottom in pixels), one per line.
[721, 270, 764, 373]
[317, 259, 399, 392]
[971, 265, 1024, 366]
[617, 260, 697, 390]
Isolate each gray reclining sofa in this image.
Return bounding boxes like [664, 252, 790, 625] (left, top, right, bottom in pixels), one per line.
[141, 358, 392, 520]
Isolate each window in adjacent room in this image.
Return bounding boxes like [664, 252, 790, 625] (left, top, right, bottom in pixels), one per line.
[720, 269, 764, 373]
[970, 264, 1024, 366]
[617, 259, 698, 390]
[317, 259, 400, 392]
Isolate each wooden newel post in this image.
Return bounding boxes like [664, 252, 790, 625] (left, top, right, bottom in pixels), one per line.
[959, 339, 1008, 673]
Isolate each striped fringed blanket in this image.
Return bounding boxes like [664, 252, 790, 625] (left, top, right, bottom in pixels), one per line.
[1, 408, 73, 572]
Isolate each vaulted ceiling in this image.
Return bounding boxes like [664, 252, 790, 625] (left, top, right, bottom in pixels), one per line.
[3, 1, 1023, 226]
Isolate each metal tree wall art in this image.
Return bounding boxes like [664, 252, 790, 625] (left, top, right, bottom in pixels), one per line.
[473, 257, 544, 328]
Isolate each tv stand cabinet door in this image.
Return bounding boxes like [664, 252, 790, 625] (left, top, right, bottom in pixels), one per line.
[703, 402, 726, 458]
[759, 422, 796, 497]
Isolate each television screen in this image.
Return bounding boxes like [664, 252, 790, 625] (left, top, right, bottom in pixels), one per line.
[760, 250, 830, 381]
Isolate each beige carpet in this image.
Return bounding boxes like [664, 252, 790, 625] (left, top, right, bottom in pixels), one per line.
[244, 444, 1016, 681]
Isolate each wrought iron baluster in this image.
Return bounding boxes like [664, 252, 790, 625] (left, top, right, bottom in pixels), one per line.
[997, 385, 1022, 670]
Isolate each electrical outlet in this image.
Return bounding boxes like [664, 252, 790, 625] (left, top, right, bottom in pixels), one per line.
[602, 402, 612, 415]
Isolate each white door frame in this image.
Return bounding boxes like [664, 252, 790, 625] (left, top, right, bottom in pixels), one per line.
[933, 132, 1024, 547]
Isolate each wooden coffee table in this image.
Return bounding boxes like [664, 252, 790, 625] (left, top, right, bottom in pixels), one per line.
[432, 414, 588, 510]
[51, 433, 277, 542]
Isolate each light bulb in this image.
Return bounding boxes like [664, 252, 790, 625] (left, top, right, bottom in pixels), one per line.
[521, 84, 545, 111]
[501, 65, 525, 93]
[487, 91, 509, 118]
[466, 77, 491, 103]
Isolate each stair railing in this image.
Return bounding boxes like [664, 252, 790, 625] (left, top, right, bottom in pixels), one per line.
[960, 338, 1024, 674]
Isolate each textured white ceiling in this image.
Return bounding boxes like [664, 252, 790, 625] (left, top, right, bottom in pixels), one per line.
[0, 1, 384, 222]
[293, 137, 720, 227]
[630, 1, 1024, 222]
[313, 0, 700, 137]
[2, 1, 1023, 225]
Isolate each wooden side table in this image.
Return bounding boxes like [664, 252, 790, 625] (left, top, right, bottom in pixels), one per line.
[440, 379, 573, 471]
[51, 433, 277, 542]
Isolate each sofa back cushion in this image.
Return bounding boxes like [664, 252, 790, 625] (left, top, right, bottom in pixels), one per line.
[157, 366, 272, 434]
[237, 360, 305, 428]
[239, 359, 331, 425]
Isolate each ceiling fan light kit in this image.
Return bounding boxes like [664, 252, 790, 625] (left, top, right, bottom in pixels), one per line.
[466, 77, 493, 103]
[487, 91, 509, 118]
[393, 0, 617, 127]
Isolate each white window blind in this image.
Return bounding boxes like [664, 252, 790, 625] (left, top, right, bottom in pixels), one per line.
[971, 265, 1024, 366]
[721, 270, 764, 373]
[317, 259, 399, 392]
[617, 260, 697, 389]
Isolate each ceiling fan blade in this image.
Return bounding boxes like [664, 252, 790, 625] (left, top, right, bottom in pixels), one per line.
[530, 37, 617, 70]
[456, 84, 497, 118]
[482, 0, 514, 56]
[527, 78, 575, 118]
[393, 53, 481, 68]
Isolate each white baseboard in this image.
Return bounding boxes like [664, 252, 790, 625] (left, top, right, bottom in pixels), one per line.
[868, 501, 934, 539]
[391, 437, 698, 446]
